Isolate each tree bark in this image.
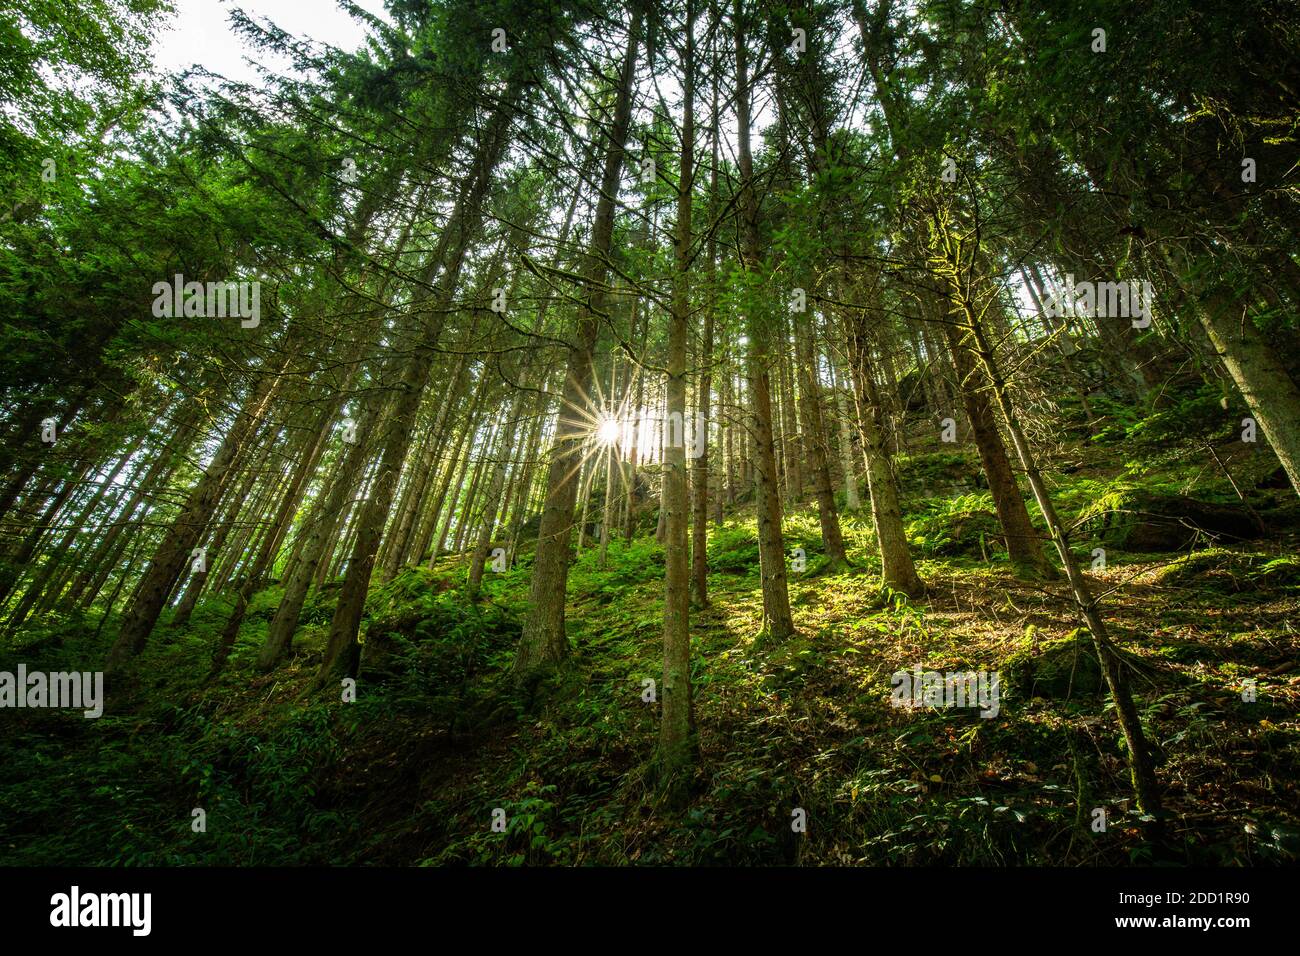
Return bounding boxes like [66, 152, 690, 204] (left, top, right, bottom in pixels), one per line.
[514, 9, 643, 683]
[658, 0, 698, 782]
[107, 358, 287, 672]
[734, 0, 795, 640]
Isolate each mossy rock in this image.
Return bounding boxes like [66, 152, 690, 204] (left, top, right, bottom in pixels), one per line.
[1083, 491, 1263, 552]
[909, 506, 1004, 558]
[942, 510, 1004, 557]
[898, 451, 980, 490]
[1256, 497, 1300, 532]
[1257, 465, 1293, 491]
[359, 608, 430, 681]
[359, 569, 514, 683]
[1004, 632, 1105, 700]
[512, 511, 543, 542]
[245, 585, 286, 621]
[1151, 549, 1300, 594]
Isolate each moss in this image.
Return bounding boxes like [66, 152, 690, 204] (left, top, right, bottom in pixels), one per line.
[1077, 488, 1263, 552]
[1004, 631, 1105, 700]
[1152, 549, 1300, 593]
[707, 525, 761, 573]
[907, 493, 1005, 558]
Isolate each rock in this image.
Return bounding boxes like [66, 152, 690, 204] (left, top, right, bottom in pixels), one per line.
[1004, 631, 1105, 700]
[910, 507, 1004, 558]
[1257, 465, 1292, 491]
[943, 510, 1004, 557]
[1092, 492, 1263, 552]
[1151, 549, 1300, 593]
[359, 609, 426, 682]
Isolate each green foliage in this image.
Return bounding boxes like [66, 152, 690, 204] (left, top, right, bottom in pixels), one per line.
[2, 0, 1296, 874]
[424, 782, 569, 866]
[0, 697, 349, 865]
[1128, 387, 1238, 445]
[1089, 385, 1244, 447]
[907, 492, 1004, 558]
[1005, 630, 1105, 701]
[361, 566, 522, 730]
[706, 524, 760, 573]
[897, 451, 980, 491]
[568, 537, 665, 602]
[1152, 549, 1300, 595]
[244, 586, 285, 621]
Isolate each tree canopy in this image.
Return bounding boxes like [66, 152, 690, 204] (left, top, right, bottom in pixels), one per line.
[1, 0, 1298, 870]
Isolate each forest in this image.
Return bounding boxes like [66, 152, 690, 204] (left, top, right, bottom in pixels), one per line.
[1, 0, 1298, 869]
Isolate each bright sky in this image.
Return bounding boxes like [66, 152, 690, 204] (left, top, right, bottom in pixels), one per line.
[150, 0, 391, 85]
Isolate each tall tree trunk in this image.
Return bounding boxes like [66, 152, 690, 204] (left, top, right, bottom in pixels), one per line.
[936, 300, 1057, 579]
[779, 329, 802, 503]
[937, 216, 1163, 816]
[828, 360, 861, 511]
[1174, 248, 1300, 497]
[170, 454, 263, 627]
[467, 429, 510, 597]
[734, 0, 795, 641]
[315, 86, 519, 687]
[257, 397, 391, 672]
[794, 307, 848, 566]
[68, 404, 203, 610]
[845, 305, 925, 597]
[598, 352, 621, 570]
[658, 0, 698, 782]
[514, 9, 642, 683]
[3, 430, 147, 630]
[432, 381, 491, 563]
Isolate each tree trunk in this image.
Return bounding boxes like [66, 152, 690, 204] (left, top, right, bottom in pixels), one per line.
[514, 9, 642, 683]
[794, 307, 848, 565]
[967, 298, 1163, 817]
[734, 0, 795, 640]
[845, 307, 924, 597]
[1189, 264, 1300, 497]
[658, 0, 698, 782]
[315, 85, 519, 687]
[107, 358, 287, 672]
[828, 360, 861, 511]
[940, 310, 1056, 579]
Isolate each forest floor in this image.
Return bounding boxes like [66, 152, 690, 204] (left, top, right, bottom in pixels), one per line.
[3, 402, 1299, 866]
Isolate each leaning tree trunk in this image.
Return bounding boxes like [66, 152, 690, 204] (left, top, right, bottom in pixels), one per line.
[1173, 247, 1300, 499]
[315, 88, 518, 688]
[467, 427, 511, 597]
[208, 400, 339, 676]
[937, 219, 1163, 817]
[3, 430, 147, 630]
[170, 453, 263, 628]
[256, 396, 390, 672]
[936, 300, 1057, 580]
[68, 403, 203, 610]
[107, 357, 287, 673]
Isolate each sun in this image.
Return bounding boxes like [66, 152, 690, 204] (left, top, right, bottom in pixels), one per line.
[596, 415, 621, 446]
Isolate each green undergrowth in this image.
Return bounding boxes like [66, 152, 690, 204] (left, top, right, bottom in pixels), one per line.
[2, 422, 1298, 866]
